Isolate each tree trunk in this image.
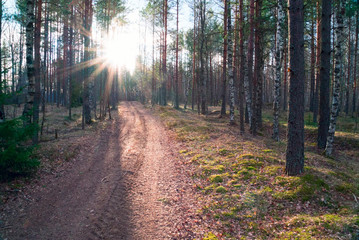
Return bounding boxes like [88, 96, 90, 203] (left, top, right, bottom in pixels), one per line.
[317, 0, 332, 149]
[227, 1, 235, 124]
[345, 18, 352, 116]
[192, 2, 196, 110]
[238, 0, 245, 133]
[151, 12, 156, 106]
[283, 40, 288, 111]
[23, 0, 35, 126]
[83, 0, 92, 124]
[273, 0, 283, 141]
[326, 0, 346, 156]
[199, 0, 207, 115]
[353, 11, 358, 116]
[0, 1, 3, 122]
[220, 0, 228, 116]
[69, 6, 74, 119]
[309, 10, 315, 112]
[312, 1, 321, 124]
[252, 0, 263, 135]
[244, 0, 255, 128]
[286, 0, 305, 176]
[41, 3, 49, 135]
[33, 0, 42, 143]
[174, 0, 179, 109]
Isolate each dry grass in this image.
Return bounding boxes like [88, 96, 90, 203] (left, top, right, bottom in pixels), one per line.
[154, 105, 359, 239]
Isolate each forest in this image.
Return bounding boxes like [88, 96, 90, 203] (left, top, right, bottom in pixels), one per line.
[0, 0, 358, 239]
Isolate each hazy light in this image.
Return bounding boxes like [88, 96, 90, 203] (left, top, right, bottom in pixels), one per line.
[103, 28, 138, 73]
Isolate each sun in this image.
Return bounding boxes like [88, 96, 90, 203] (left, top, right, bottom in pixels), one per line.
[103, 29, 137, 73]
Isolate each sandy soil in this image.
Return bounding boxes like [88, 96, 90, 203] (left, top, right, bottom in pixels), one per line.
[0, 102, 198, 240]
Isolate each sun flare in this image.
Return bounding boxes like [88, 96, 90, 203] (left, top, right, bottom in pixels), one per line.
[103, 29, 138, 73]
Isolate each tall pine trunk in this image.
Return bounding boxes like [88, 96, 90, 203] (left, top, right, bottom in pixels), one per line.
[174, 0, 179, 109]
[353, 12, 358, 116]
[83, 0, 92, 124]
[244, 0, 255, 128]
[312, 2, 321, 124]
[238, 0, 245, 133]
[286, 0, 305, 176]
[252, 0, 263, 135]
[0, 1, 3, 122]
[220, 0, 228, 116]
[345, 19, 351, 116]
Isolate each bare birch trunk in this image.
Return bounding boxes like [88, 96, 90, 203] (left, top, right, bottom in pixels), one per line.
[227, 1, 235, 124]
[273, 0, 283, 141]
[326, 0, 346, 156]
[23, 0, 35, 126]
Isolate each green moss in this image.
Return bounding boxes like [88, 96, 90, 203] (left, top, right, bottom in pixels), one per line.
[209, 174, 223, 183]
[273, 190, 297, 200]
[238, 153, 255, 159]
[329, 171, 353, 181]
[218, 148, 230, 156]
[239, 159, 264, 168]
[301, 173, 329, 189]
[222, 211, 236, 218]
[237, 169, 254, 180]
[274, 176, 301, 187]
[213, 164, 225, 172]
[203, 232, 218, 240]
[215, 186, 228, 193]
[262, 149, 273, 153]
[204, 184, 216, 193]
[264, 165, 282, 176]
[334, 183, 356, 193]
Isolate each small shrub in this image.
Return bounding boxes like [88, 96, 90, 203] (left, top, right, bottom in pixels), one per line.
[0, 118, 39, 180]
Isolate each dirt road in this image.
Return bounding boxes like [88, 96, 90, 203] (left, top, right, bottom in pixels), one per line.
[1, 102, 197, 240]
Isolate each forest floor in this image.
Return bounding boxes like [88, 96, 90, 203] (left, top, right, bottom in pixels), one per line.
[152, 104, 359, 239]
[0, 101, 199, 239]
[0, 101, 359, 239]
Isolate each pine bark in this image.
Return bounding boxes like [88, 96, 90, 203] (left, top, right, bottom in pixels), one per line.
[317, 0, 331, 149]
[191, 2, 196, 110]
[174, 0, 179, 109]
[273, 0, 283, 141]
[345, 19, 351, 116]
[83, 0, 92, 124]
[227, 1, 234, 124]
[326, 0, 346, 156]
[252, 0, 263, 135]
[244, 0, 255, 128]
[286, 0, 305, 176]
[199, 0, 207, 115]
[312, 2, 321, 124]
[353, 12, 358, 116]
[0, 1, 3, 122]
[220, 0, 228, 116]
[238, 0, 245, 133]
[309, 11, 315, 112]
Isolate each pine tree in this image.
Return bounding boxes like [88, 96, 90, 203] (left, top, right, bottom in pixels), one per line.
[285, 0, 305, 176]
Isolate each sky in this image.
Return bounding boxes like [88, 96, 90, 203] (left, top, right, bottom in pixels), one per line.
[3, 0, 194, 73]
